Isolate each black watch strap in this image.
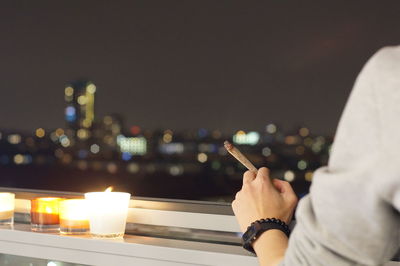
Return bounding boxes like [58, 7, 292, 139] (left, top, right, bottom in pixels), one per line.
[242, 218, 290, 254]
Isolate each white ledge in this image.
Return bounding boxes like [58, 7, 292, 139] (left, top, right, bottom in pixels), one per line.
[14, 198, 241, 233]
[0, 224, 257, 266]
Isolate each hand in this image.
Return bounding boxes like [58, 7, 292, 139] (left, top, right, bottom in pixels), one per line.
[231, 167, 298, 233]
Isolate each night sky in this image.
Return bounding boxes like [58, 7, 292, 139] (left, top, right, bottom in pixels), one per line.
[1, 1, 400, 135]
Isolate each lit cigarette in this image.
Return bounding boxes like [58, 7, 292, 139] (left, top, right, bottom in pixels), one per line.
[224, 141, 258, 172]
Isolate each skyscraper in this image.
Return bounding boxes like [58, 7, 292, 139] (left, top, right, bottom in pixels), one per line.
[64, 80, 96, 140]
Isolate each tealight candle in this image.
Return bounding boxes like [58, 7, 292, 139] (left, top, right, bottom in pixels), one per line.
[31, 197, 62, 232]
[85, 188, 131, 238]
[59, 199, 89, 235]
[0, 193, 15, 225]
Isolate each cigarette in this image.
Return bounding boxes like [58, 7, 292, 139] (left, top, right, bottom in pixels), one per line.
[224, 141, 258, 172]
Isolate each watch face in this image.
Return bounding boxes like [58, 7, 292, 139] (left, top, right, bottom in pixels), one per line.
[242, 225, 257, 242]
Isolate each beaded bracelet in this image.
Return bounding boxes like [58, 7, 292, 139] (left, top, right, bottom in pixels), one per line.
[242, 218, 291, 254]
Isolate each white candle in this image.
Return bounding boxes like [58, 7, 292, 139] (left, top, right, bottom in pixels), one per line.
[85, 190, 131, 238]
[0, 193, 15, 225]
[59, 199, 90, 235]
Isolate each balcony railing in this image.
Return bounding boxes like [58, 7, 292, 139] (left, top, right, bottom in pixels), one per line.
[0, 187, 398, 266]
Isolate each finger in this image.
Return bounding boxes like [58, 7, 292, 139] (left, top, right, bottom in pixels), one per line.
[243, 170, 256, 185]
[235, 191, 241, 199]
[272, 179, 295, 195]
[272, 179, 286, 193]
[255, 167, 272, 184]
[231, 199, 236, 210]
[273, 179, 298, 209]
[231, 200, 239, 215]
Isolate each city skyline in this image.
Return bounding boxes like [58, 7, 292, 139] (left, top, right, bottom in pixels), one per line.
[0, 78, 332, 200]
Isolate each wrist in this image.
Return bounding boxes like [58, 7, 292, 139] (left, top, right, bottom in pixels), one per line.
[253, 229, 288, 252]
[242, 218, 290, 254]
[253, 230, 288, 266]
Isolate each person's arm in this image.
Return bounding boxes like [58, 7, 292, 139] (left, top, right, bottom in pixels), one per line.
[231, 168, 297, 266]
[232, 47, 400, 266]
[252, 230, 289, 266]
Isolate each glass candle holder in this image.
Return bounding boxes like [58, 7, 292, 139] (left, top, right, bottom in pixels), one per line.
[85, 192, 131, 238]
[59, 199, 89, 235]
[0, 193, 15, 225]
[31, 197, 62, 232]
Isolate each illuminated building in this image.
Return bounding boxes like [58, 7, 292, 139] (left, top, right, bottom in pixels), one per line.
[64, 80, 96, 139]
[116, 135, 147, 155]
[232, 131, 260, 145]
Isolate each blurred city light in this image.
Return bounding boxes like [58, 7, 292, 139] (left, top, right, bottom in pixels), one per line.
[127, 162, 140, 173]
[284, 170, 295, 182]
[117, 135, 147, 155]
[266, 124, 277, 134]
[233, 131, 260, 145]
[8, 134, 21, 144]
[197, 153, 208, 163]
[169, 165, 184, 176]
[299, 127, 310, 137]
[65, 86, 73, 96]
[86, 83, 96, 93]
[305, 171, 314, 182]
[160, 143, 184, 154]
[90, 144, 100, 154]
[35, 128, 45, 138]
[262, 147, 271, 157]
[297, 160, 307, 170]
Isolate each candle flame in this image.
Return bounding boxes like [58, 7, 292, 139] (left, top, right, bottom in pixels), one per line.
[105, 186, 113, 192]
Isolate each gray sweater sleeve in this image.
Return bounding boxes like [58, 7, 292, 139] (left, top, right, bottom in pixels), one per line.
[280, 47, 400, 266]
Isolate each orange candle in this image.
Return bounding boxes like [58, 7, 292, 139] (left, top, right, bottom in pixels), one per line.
[31, 197, 62, 232]
[59, 199, 89, 235]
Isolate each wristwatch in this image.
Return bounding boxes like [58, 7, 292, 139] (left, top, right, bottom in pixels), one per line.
[242, 218, 290, 254]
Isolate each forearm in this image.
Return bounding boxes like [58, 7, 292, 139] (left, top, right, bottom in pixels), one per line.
[253, 229, 288, 266]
